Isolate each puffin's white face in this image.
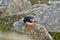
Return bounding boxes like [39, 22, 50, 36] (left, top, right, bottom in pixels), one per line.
[25, 19, 36, 26]
[30, 19, 36, 23]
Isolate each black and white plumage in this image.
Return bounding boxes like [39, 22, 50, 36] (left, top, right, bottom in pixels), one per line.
[23, 16, 34, 23]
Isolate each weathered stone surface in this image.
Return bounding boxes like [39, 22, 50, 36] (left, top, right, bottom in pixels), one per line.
[0, 2, 60, 32]
[0, 32, 32, 40]
[13, 18, 52, 40]
[0, 14, 22, 30]
[0, 0, 11, 6]
[0, 16, 52, 40]
[0, 0, 31, 17]
[6, 0, 31, 15]
[17, 3, 60, 32]
[0, 0, 11, 17]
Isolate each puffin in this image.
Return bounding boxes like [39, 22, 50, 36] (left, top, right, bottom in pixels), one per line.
[23, 16, 36, 30]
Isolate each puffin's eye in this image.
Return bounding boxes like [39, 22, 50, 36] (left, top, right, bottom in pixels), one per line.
[34, 21, 36, 23]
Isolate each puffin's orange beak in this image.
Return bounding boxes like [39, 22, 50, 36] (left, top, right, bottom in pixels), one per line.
[26, 24, 33, 30]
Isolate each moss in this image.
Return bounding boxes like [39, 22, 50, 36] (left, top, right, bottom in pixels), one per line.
[49, 32, 60, 40]
[30, 0, 49, 5]
[0, 24, 8, 32]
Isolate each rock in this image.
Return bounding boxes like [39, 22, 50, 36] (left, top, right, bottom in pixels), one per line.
[26, 24, 52, 40]
[48, 1, 60, 5]
[0, 0, 31, 17]
[0, 32, 3, 38]
[0, 0, 11, 6]
[6, 0, 31, 15]
[13, 18, 52, 40]
[17, 3, 60, 32]
[0, 32, 32, 40]
[0, 2, 60, 32]
[0, 0, 11, 17]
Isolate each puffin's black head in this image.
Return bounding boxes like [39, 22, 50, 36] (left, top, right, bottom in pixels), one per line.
[23, 16, 34, 23]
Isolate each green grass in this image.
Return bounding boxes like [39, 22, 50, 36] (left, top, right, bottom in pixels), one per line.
[30, 0, 49, 5]
[0, 24, 8, 32]
[49, 32, 60, 40]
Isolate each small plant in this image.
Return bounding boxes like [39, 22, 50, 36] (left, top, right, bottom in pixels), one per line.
[49, 32, 60, 40]
[0, 24, 8, 32]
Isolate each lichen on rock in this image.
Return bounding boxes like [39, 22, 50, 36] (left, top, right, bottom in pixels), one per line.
[6, 0, 31, 15]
